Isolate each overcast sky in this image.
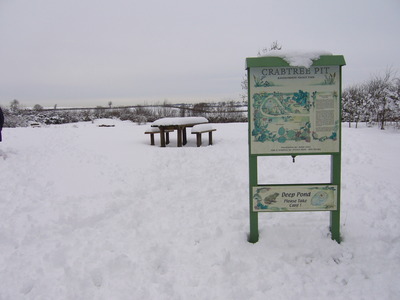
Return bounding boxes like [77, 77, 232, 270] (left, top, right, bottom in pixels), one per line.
[1, 0, 399, 108]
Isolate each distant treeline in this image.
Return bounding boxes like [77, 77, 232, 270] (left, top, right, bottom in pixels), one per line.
[3, 71, 400, 130]
[2, 101, 248, 127]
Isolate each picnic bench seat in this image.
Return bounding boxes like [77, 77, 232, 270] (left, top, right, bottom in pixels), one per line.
[144, 127, 173, 145]
[191, 124, 216, 147]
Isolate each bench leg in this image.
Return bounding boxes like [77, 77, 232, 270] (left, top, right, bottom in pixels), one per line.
[196, 133, 202, 147]
[150, 133, 155, 145]
[208, 131, 213, 145]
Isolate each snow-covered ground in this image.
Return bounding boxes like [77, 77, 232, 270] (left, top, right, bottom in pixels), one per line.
[0, 120, 399, 299]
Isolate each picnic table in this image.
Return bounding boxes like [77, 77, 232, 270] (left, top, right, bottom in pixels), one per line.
[151, 117, 209, 147]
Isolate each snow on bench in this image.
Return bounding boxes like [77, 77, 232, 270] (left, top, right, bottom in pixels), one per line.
[191, 124, 216, 147]
[144, 127, 173, 145]
[191, 124, 214, 133]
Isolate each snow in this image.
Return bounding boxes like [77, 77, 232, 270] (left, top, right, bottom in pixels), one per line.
[191, 124, 214, 133]
[0, 120, 399, 299]
[261, 50, 333, 68]
[152, 117, 208, 126]
[145, 126, 162, 133]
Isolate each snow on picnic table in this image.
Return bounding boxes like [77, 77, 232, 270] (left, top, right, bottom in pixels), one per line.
[0, 120, 399, 299]
[152, 117, 208, 126]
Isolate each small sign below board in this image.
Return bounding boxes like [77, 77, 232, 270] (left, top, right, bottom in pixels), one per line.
[253, 185, 338, 212]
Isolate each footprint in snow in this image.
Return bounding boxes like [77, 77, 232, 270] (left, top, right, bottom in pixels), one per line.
[90, 269, 103, 287]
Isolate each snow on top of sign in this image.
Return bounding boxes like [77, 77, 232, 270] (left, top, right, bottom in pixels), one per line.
[261, 50, 333, 68]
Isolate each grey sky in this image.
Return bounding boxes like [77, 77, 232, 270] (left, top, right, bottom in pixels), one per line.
[1, 0, 399, 108]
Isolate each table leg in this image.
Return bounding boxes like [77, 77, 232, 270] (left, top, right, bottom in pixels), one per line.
[160, 127, 166, 147]
[177, 127, 182, 147]
[183, 127, 187, 145]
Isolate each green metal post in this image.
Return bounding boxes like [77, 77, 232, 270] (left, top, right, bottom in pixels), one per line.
[330, 64, 343, 244]
[330, 153, 341, 243]
[247, 66, 259, 243]
[248, 155, 259, 243]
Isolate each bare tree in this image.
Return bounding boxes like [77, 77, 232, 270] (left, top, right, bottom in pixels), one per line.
[365, 69, 397, 130]
[393, 78, 400, 126]
[10, 99, 20, 113]
[242, 41, 283, 102]
[33, 104, 43, 111]
[342, 84, 366, 128]
[257, 40, 283, 56]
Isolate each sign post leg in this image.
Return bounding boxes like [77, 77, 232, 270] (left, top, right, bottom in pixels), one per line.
[330, 153, 341, 243]
[248, 155, 259, 243]
[249, 211, 259, 243]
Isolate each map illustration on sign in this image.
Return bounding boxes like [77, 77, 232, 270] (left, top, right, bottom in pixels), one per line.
[252, 91, 312, 143]
[249, 66, 340, 155]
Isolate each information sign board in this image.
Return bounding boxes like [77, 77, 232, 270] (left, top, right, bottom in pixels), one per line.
[249, 64, 341, 155]
[246, 54, 345, 244]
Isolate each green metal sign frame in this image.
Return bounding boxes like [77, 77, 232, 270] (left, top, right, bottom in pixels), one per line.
[246, 55, 346, 243]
